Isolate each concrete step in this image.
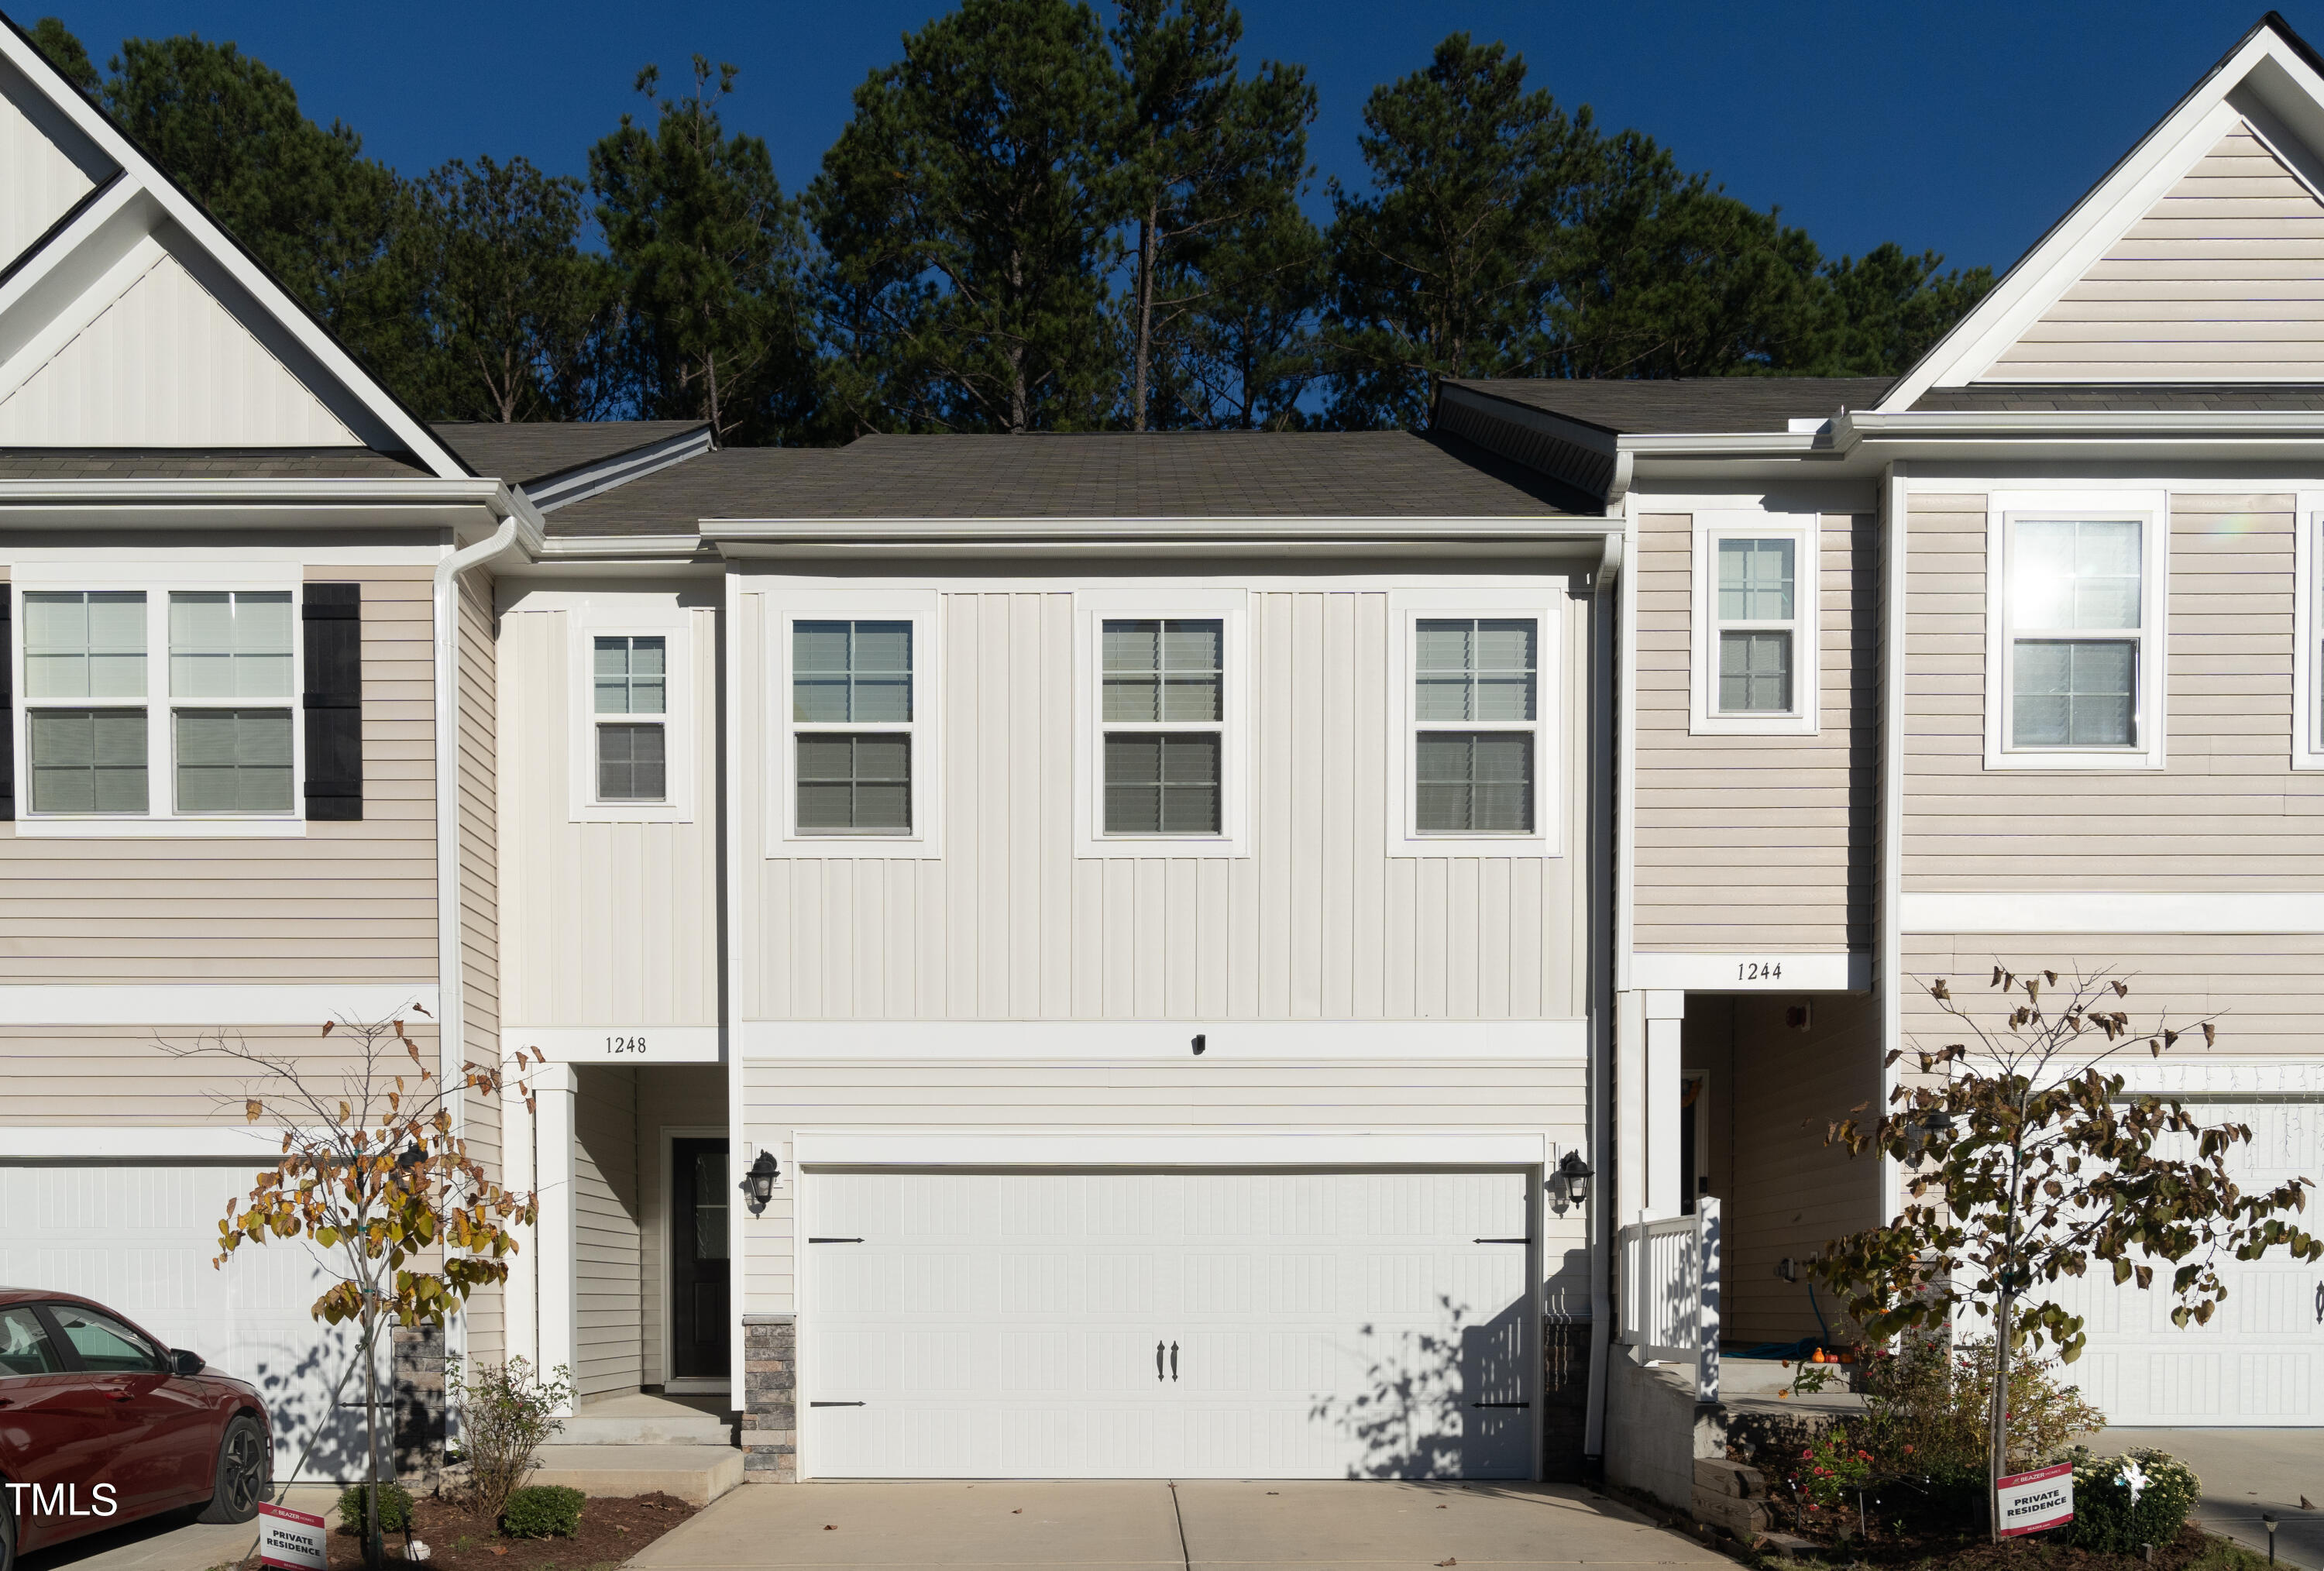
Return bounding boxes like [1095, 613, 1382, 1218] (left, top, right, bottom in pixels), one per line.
[557, 1394, 734, 1446]
[529, 1444, 744, 1507]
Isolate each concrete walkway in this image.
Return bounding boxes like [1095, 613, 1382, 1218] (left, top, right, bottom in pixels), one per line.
[624, 1479, 1731, 1569]
[16, 1486, 339, 1571]
[2091, 1431, 2324, 1571]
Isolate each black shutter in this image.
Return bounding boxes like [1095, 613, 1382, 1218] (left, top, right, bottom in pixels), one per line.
[303, 583, 363, 820]
[0, 592, 12, 820]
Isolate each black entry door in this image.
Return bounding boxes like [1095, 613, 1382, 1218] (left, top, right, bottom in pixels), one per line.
[670, 1139, 731, 1380]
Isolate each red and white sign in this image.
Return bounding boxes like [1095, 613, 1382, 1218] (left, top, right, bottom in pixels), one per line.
[1997, 1463, 2075, 1537]
[258, 1501, 328, 1571]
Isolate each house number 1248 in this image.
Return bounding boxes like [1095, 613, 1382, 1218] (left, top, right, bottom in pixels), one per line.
[605, 1036, 650, 1055]
[1735, 961, 1783, 982]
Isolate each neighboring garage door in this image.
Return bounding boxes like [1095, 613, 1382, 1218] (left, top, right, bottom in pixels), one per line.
[0, 1164, 365, 1474]
[801, 1168, 1535, 1480]
[2040, 1101, 2324, 1425]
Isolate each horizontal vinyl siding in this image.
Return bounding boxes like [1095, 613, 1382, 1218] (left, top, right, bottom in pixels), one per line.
[572, 1064, 641, 1400]
[499, 601, 720, 1028]
[1690, 992, 1882, 1347]
[1995, 124, 2324, 380]
[736, 584, 1589, 1023]
[1903, 933, 2324, 1057]
[0, 565, 436, 981]
[741, 1057, 1588, 1318]
[1633, 512, 1875, 952]
[1903, 493, 2324, 889]
[0, 1020, 436, 1123]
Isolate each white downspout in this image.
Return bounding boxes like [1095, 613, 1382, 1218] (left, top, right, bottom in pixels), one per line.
[431, 503, 524, 1384]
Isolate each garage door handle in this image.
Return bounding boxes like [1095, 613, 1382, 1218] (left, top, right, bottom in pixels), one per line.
[1171, 1342, 1178, 1381]
[1156, 1341, 1165, 1382]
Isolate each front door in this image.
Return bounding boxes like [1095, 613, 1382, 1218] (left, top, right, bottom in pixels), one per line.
[669, 1139, 731, 1380]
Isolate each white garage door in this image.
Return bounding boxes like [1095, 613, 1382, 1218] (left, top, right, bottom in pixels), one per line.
[2039, 1101, 2324, 1425]
[0, 1164, 366, 1475]
[801, 1168, 1535, 1480]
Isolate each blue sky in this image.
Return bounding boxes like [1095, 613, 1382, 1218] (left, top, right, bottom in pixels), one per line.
[32, 0, 2324, 278]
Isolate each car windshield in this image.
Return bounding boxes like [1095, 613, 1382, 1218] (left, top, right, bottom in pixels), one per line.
[0, 1306, 63, 1376]
[47, 1305, 160, 1373]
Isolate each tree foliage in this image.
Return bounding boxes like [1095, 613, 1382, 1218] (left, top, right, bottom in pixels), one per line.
[1810, 966, 2319, 1535]
[810, 0, 1127, 434]
[591, 58, 818, 444]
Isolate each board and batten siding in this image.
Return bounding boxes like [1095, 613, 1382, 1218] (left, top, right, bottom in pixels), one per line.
[1903, 493, 2324, 889]
[741, 1059, 1589, 1319]
[496, 592, 720, 1029]
[1631, 512, 1875, 954]
[733, 581, 1592, 1022]
[1993, 122, 2324, 381]
[572, 1064, 641, 1401]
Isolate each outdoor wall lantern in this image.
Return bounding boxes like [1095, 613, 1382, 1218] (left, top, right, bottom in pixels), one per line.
[742, 1150, 782, 1215]
[1907, 1109, 1954, 1160]
[1552, 1150, 1593, 1208]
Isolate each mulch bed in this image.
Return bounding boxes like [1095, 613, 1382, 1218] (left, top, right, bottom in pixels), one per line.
[303, 1492, 702, 1571]
[1757, 1520, 2230, 1570]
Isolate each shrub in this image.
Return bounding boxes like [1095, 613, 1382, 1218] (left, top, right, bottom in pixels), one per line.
[2068, 1448, 2200, 1554]
[1854, 1332, 2104, 1483]
[500, 1484, 585, 1539]
[1795, 1430, 1876, 1518]
[446, 1356, 571, 1524]
[336, 1481, 415, 1535]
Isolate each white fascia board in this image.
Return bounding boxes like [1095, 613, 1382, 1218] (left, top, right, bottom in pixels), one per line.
[1614, 432, 1827, 458]
[533, 535, 709, 560]
[1841, 411, 2324, 442]
[1902, 891, 2324, 934]
[0, 25, 469, 480]
[737, 1019, 1588, 1061]
[704, 515, 1616, 546]
[788, 1129, 1559, 1168]
[1882, 27, 2322, 407]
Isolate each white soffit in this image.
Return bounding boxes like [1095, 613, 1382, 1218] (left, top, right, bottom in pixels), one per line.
[1885, 20, 2324, 405]
[0, 239, 359, 445]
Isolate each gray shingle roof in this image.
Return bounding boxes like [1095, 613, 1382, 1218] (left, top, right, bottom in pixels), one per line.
[0, 448, 430, 479]
[1446, 376, 1898, 434]
[1909, 383, 2324, 412]
[547, 431, 1590, 537]
[432, 421, 708, 486]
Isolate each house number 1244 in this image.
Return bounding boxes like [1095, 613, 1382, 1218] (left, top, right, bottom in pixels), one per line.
[1735, 961, 1783, 982]
[604, 1036, 650, 1055]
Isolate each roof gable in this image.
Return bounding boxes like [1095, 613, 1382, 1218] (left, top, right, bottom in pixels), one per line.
[0, 19, 466, 474]
[1886, 14, 2324, 405]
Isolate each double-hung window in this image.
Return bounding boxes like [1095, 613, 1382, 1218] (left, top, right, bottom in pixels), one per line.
[593, 636, 667, 803]
[1690, 512, 1818, 734]
[1073, 589, 1246, 856]
[1987, 492, 2165, 769]
[792, 620, 915, 836]
[15, 580, 302, 829]
[1387, 591, 1558, 856]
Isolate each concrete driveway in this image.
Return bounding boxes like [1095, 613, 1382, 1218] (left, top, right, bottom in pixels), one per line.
[15, 1486, 340, 1571]
[2091, 1432, 2323, 1571]
[624, 1480, 1729, 1570]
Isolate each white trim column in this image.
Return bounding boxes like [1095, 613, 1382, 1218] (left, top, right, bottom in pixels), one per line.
[1644, 990, 1685, 1218]
[531, 1063, 578, 1416]
[501, 1074, 540, 1374]
[1614, 992, 1648, 1226]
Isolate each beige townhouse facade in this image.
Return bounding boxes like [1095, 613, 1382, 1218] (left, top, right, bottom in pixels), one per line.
[0, 2, 2319, 1501]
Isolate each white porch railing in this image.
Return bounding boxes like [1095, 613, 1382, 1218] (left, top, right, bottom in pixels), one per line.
[1616, 1196, 1721, 1403]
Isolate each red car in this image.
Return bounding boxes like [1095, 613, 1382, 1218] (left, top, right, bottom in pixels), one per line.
[0, 1290, 271, 1571]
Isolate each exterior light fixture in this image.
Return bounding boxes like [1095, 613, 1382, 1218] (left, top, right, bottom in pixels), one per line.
[1908, 1109, 1954, 1159]
[1552, 1150, 1593, 1208]
[742, 1150, 781, 1215]
[397, 1142, 427, 1171]
[2261, 1514, 2278, 1564]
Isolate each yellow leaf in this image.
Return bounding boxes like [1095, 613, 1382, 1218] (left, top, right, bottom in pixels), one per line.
[246, 1099, 263, 1123]
[338, 1101, 352, 1122]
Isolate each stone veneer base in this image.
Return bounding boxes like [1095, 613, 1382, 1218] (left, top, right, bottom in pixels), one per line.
[740, 1314, 797, 1482]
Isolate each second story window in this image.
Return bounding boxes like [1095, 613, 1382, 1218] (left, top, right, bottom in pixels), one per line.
[593, 635, 666, 803]
[25, 590, 148, 813]
[1986, 493, 2164, 770]
[793, 620, 913, 834]
[1689, 511, 1818, 736]
[1102, 619, 1222, 835]
[1714, 539, 1796, 714]
[1414, 617, 1537, 834]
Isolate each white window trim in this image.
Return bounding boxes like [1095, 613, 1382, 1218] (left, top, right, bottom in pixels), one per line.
[1384, 586, 1562, 859]
[568, 607, 696, 824]
[1688, 509, 1820, 736]
[1072, 587, 1250, 858]
[1983, 489, 2168, 771]
[765, 588, 941, 858]
[10, 563, 307, 838]
[2295, 490, 2324, 770]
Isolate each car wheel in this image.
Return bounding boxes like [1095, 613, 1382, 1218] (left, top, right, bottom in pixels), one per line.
[196, 1415, 269, 1525]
